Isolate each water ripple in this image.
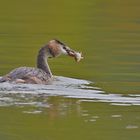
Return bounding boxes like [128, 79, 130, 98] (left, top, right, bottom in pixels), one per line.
[0, 76, 140, 107]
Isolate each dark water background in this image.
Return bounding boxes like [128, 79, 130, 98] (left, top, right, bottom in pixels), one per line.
[0, 0, 140, 140]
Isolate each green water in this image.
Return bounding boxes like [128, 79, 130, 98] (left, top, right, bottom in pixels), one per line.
[0, 99, 140, 140]
[0, 0, 140, 140]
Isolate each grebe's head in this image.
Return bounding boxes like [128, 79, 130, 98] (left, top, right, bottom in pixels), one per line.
[48, 39, 83, 62]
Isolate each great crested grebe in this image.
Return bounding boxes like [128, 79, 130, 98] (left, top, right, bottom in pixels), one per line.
[0, 39, 83, 84]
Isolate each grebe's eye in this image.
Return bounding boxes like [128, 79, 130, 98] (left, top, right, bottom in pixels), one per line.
[63, 46, 67, 50]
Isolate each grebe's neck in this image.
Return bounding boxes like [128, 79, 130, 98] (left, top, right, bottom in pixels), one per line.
[37, 46, 53, 78]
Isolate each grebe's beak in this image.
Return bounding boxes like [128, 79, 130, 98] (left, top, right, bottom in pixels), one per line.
[63, 46, 84, 62]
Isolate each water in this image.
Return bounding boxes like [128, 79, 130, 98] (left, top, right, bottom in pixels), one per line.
[0, 77, 140, 140]
[0, 76, 140, 106]
[0, 0, 140, 140]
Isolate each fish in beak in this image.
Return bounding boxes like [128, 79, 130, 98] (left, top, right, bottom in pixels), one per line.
[63, 46, 83, 62]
